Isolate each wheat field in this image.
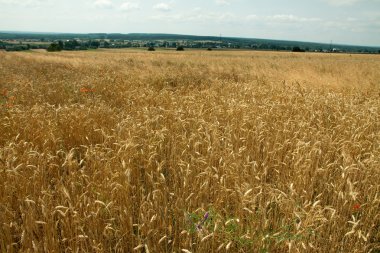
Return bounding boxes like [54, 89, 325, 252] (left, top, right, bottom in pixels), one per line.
[0, 49, 379, 252]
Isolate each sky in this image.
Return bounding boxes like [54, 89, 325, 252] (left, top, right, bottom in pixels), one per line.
[0, 0, 379, 46]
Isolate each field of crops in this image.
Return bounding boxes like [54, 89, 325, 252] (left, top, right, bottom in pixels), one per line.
[0, 49, 379, 252]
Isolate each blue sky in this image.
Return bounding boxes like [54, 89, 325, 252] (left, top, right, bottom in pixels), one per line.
[0, 0, 379, 46]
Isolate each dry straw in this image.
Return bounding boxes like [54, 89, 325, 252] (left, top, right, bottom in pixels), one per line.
[0, 49, 379, 252]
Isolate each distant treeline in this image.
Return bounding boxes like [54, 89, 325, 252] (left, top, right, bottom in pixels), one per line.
[1, 32, 379, 54]
[47, 40, 103, 51]
[0, 40, 48, 51]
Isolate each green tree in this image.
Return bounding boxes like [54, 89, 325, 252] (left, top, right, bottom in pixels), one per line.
[292, 46, 305, 52]
[64, 40, 80, 50]
[58, 41, 64, 50]
[90, 41, 100, 48]
[0, 41, 6, 49]
[47, 43, 62, 52]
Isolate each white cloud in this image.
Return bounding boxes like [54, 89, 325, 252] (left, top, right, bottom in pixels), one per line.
[151, 11, 321, 25]
[266, 14, 321, 22]
[324, 0, 364, 6]
[322, 16, 380, 32]
[323, 0, 380, 6]
[346, 17, 358, 21]
[151, 11, 238, 24]
[190, 12, 237, 22]
[120, 1, 140, 11]
[215, 0, 230, 6]
[0, 0, 45, 7]
[153, 3, 172, 11]
[246, 14, 258, 21]
[94, 0, 113, 8]
[151, 13, 182, 21]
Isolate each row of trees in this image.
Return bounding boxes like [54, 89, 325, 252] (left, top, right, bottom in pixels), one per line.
[3, 39, 379, 54]
[47, 40, 103, 52]
[0, 41, 31, 51]
[0, 41, 6, 49]
[148, 46, 186, 51]
[48, 40, 189, 52]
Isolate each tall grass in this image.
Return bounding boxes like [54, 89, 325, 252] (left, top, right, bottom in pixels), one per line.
[0, 49, 379, 252]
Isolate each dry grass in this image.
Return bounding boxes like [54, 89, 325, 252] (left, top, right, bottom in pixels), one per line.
[0, 49, 379, 253]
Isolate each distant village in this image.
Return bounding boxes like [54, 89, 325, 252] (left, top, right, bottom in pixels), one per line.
[1, 36, 379, 54]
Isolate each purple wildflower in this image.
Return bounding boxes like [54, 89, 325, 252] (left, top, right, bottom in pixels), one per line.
[197, 212, 210, 230]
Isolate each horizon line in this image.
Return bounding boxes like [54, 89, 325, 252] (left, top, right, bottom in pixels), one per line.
[0, 30, 379, 48]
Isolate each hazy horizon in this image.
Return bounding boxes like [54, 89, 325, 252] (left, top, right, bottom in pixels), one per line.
[1, 0, 379, 47]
